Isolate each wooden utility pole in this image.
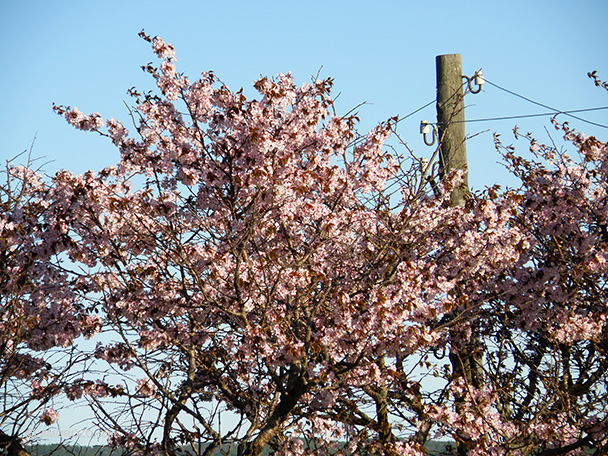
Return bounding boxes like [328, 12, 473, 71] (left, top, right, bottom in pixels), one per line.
[436, 54, 469, 206]
[437, 54, 479, 455]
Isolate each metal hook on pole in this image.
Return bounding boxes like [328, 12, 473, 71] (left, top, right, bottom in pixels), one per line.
[463, 70, 485, 94]
[420, 120, 437, 146]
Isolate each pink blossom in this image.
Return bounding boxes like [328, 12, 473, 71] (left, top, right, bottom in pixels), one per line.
[63, 107, 104, 131]
[40, 408, 59, 425]
[151, 37, 175, 61]
[135, 378, 155, 397]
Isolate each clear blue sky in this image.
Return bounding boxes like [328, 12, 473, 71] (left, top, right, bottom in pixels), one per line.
[1, 0, 608, 442]
[0, 0, 608, 188]
[2, 0, 607, 191]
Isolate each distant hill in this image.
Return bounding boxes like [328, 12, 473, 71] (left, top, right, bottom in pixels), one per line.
[27, 441, 454, 456]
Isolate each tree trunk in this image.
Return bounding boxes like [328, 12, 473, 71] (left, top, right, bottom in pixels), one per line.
[0, 431, 30, 456]
[240, 376, 307, 456]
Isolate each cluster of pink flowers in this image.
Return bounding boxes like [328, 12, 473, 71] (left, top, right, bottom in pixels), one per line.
[64, 379, 117, 400]
[39, 408, 59, 426]
[427, 379, 520, 455]
[552, 312, 607, 343]
[62, 107, 105, 131]
[135, 378, 155, 397]
[94, 342, 134, 370]
[108, 431, 140, 450]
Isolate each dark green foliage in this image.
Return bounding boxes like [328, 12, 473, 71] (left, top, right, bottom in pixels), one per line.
[25, 442, 456, 456]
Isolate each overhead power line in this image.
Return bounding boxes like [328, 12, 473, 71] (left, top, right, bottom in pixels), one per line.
[396, 99, 436, 124]
[354, 75, 608, 151]
[484, 79, 608, 129]
[405, 79, 608, 129]
[456, 106, 608, 124]
[396, 78, 473, 125]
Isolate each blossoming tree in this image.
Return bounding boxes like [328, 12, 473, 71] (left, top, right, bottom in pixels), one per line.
[11, 32, 608, 455]
[0, 154, 101, 455]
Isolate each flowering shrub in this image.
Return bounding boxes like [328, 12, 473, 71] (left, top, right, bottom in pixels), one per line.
[0, 157, 99, 440]
[3, 32, 607, 455]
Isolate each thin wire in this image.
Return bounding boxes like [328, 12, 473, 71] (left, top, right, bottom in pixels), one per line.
[348, 98, 437, 149]
[484, 79, 608, 129]
[395, 99, 436, 124]
[425, 106, 608, 125]
[395, 77, 473, 126]
[351, 77, 608, 151]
